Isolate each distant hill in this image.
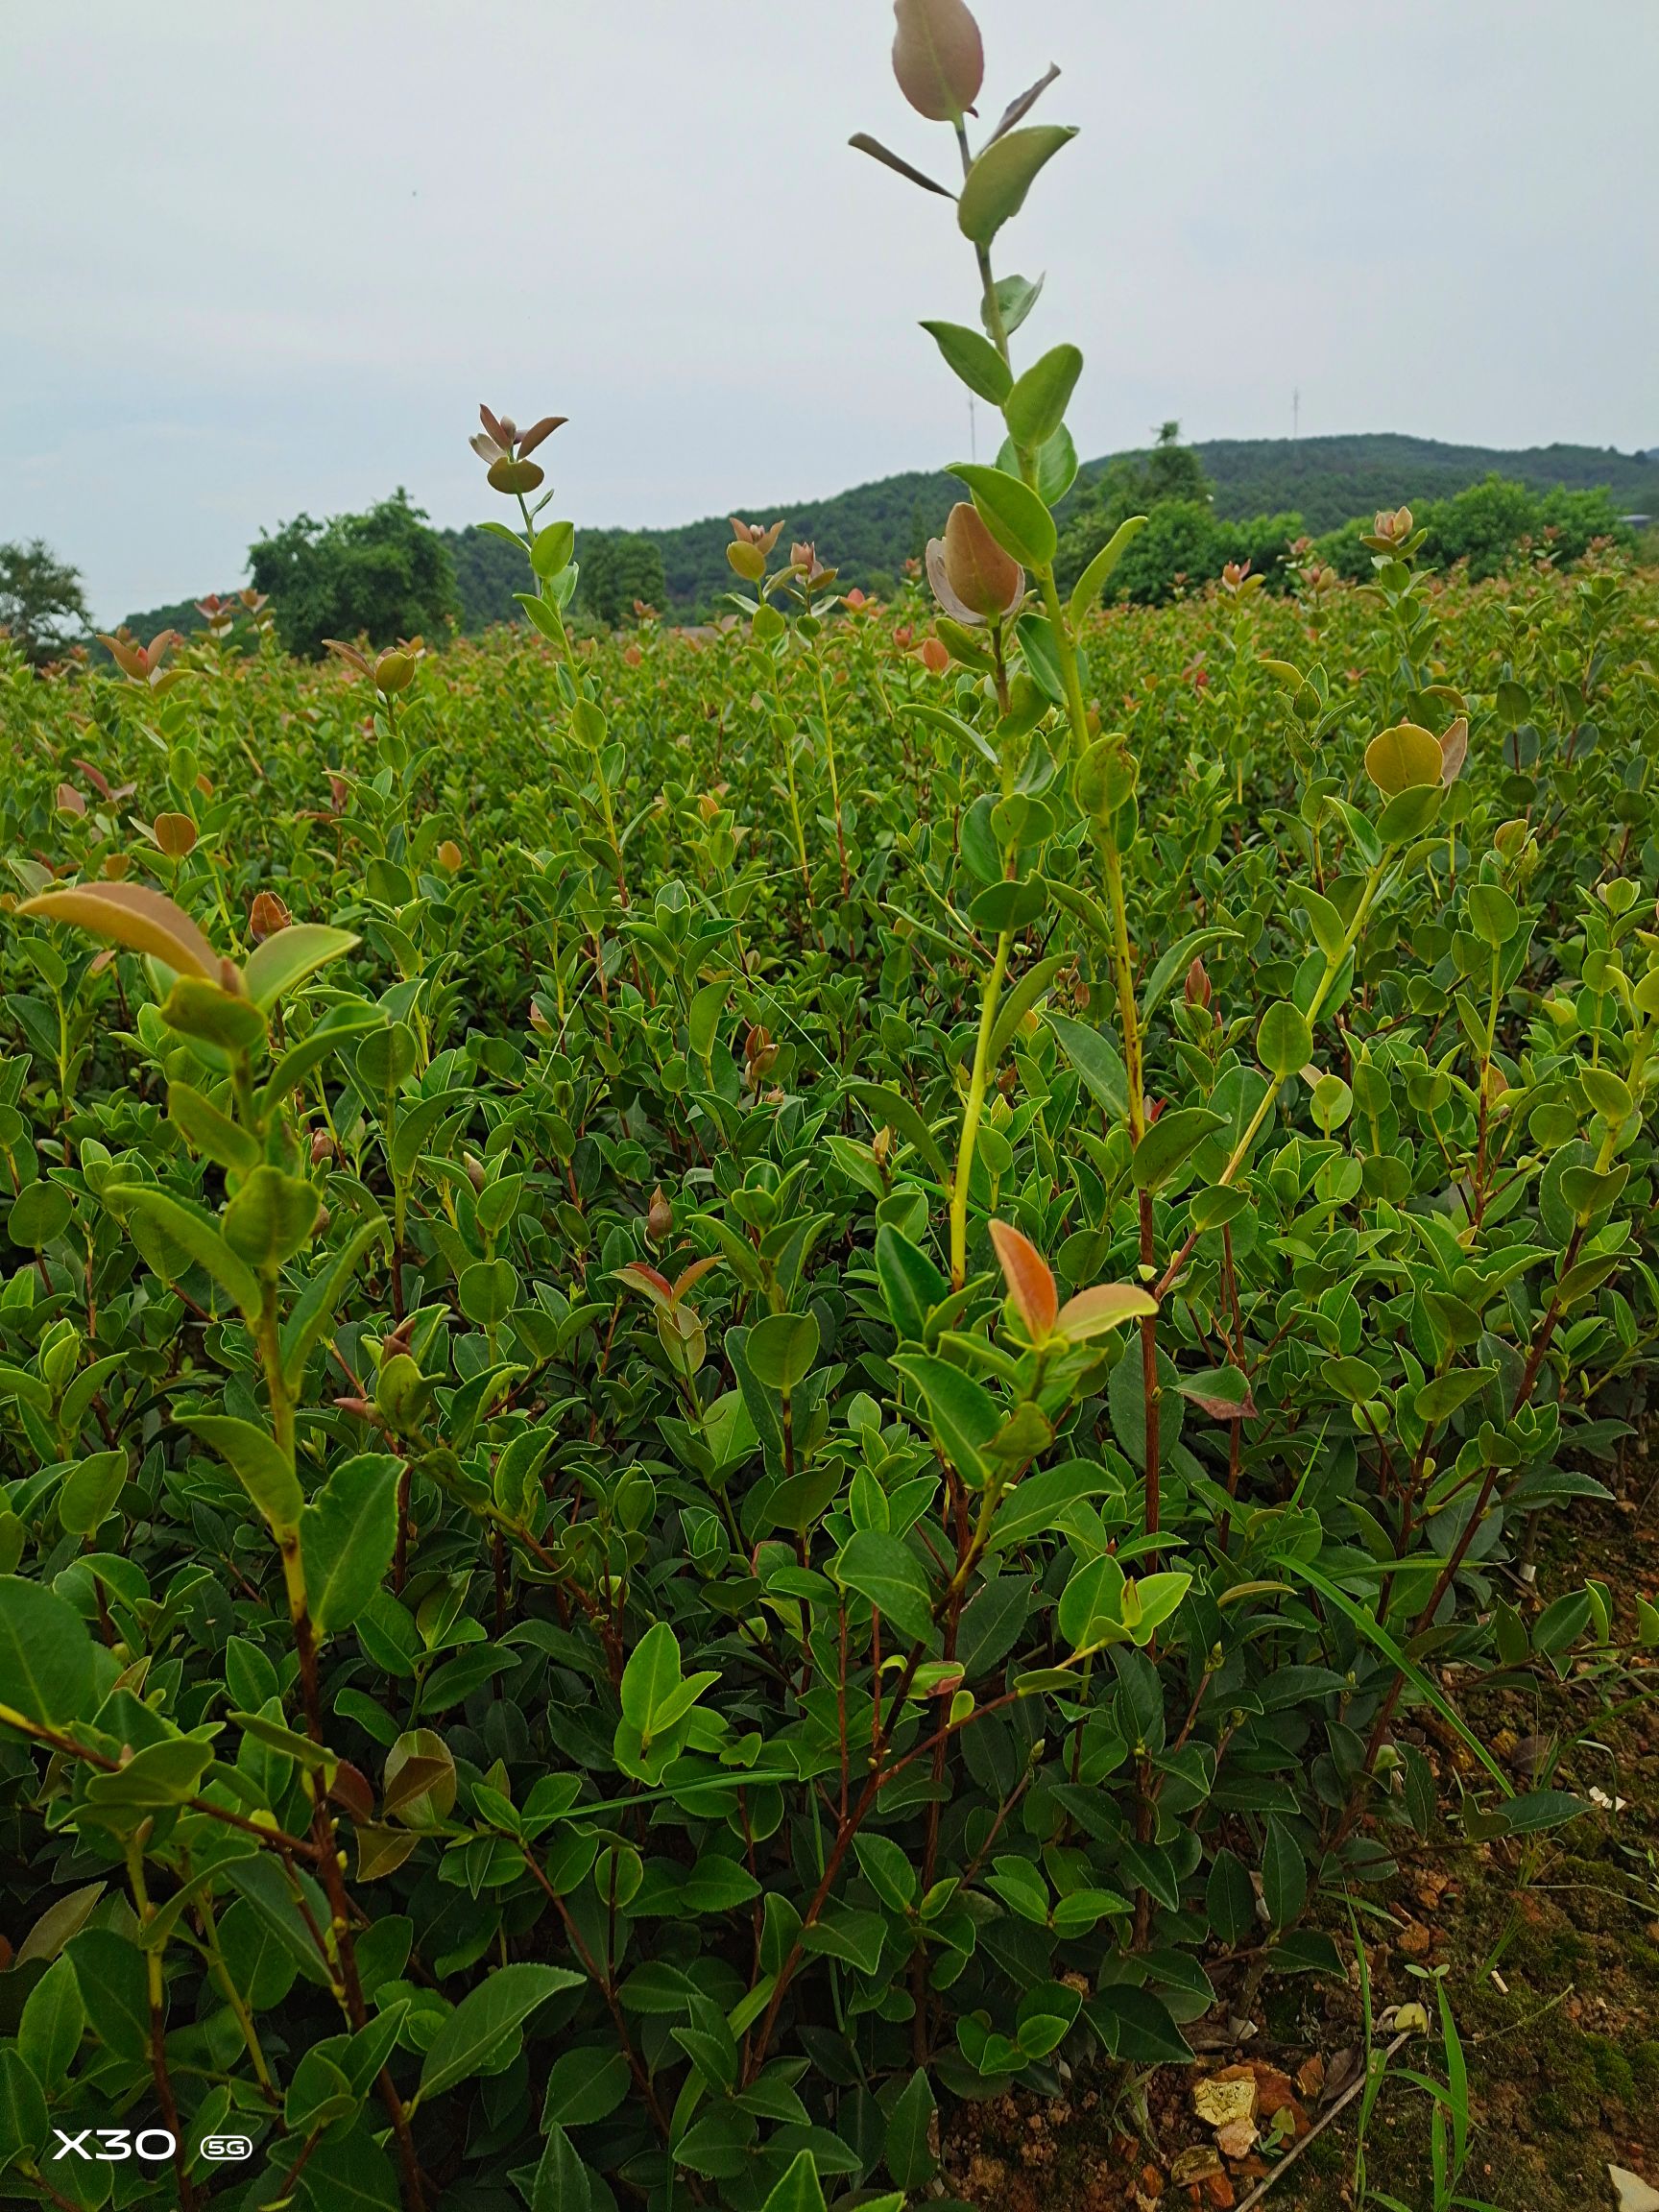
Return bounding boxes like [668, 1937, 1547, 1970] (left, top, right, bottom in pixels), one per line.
[120, 433, 1659, 636]
[500, 432, 1658, 620]
[1194, 433, 1659, 535]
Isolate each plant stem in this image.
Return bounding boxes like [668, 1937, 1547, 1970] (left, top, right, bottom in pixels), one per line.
[950, 928, 1011, 1287]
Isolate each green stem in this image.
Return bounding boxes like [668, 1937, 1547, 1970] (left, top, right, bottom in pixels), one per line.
[950, 929, 1011, 1288]
[812, 646, 851, 902]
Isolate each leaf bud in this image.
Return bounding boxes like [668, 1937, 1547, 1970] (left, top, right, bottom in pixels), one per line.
[926, 503, 1023, 623]
[892, 0, 984, 122]
[375, 1352, 432, 1431]
[647, 1184, 673, 1242]
[249, 890, 292, 943]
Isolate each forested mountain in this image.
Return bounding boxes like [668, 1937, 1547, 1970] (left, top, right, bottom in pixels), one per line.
[120, 433, 1658, 636]
[443, 432, 1655, 621]
[1196, 433, 1659, 534]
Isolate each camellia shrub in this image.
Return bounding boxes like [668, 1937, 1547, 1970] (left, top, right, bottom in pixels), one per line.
[0, 4, 1657, 2210]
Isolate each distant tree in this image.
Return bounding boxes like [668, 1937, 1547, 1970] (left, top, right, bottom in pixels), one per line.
[1313, 477, 1635, 584]
[440, 526, 526, 633]
[577, 531, 667, 627]
[0, 538, 90, 666]
[249, 491, 458, 660]
[1055, 422, 1213, 594]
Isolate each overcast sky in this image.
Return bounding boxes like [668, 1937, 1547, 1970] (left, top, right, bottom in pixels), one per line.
[5, 0, 1655, 623]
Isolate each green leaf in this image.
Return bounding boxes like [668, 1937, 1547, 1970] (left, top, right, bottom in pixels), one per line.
[180, 1413, 303, 1533]
[281, 1213, 392, 1390]
[759, 2151, 828, 2212]
[265, 1002, 388, 1103]
[620, 1620, 681, 1731]
[0, 1576, 96, 1732]
[956, 125, 1078, 247]
[982, 270, 1044, 340]
[1131, 1107, 1224, 1192]
[1175, 1365, 1252, 1417]
[900, 699, 999, 768]
[617, 1621, 713, 1742]
[948, 462, 1057, 567]
[854, 1832, 919, 1913]
[1465, 883, 1520, 949]
[835, 1531, 936, 1646]
[848, 131, 956, 201]
[1046, 1011, 1129, 1121]
[1014, 611, 1066, 704]
[987, 1458, 1125, 1551]
[1087, 1984, 1191, 2062]
[919, 319, 1011, 403]
[532, 2124, 593, 2212]
[1206, 1848, 1255, 1946]
[688, 975, 730, 1064]
[1070, 514, 1149, 623]
[969, 875, 1047, 933]
[531, 519, 577, 580]
[988, 953, 1069, 1060]
[303, 1454, 400, 1637]
[82, 1733, 214, 1815]
[1261, 1815, 1307, 1927]
[1140, 924, 1241, 1023]
[0, 2048, 47, 2174]
[57, 1450, 128, 1535]
[744, 1310, 820, 1395]
[846, 1079, 950, 1185]
[297, 2125, 401, 2212]
[7, 1182, 70, 1250]
[120, 1187, 262, 1319]
[1364, 721, 1443, 796]
[1295, 885, 1348, 962]
[1004, 344, 1083, 451]
[893, 1352, 999, 1486]
[1257, 999, 1313, 1080]
[1494, 1790, 1586, 1836]
[458, 1258, 519, 1329]
[417, 1962, 582, 2104]
[222, 1164, 320, 1270]
[1120, 1570, 1190, 1646]
[223, 1854, 334, 1986]
[244, 924, 359, 1011]
[1414, 1367, 1496, 1423]
[167, 1080, 261, 1173]
[18, 1956, 84, 2094]
[886, 2067, 938, 2188]
[1058, 1553, 1125, 1647]
[542, 2047, 632, 2128]
[160, 974, 269, 1052]
[69, 1926, 152, 2060]
[389, 1090, 469, 1182]
[517, 591, 565, 641]
[874, 1223, 949, 1343]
